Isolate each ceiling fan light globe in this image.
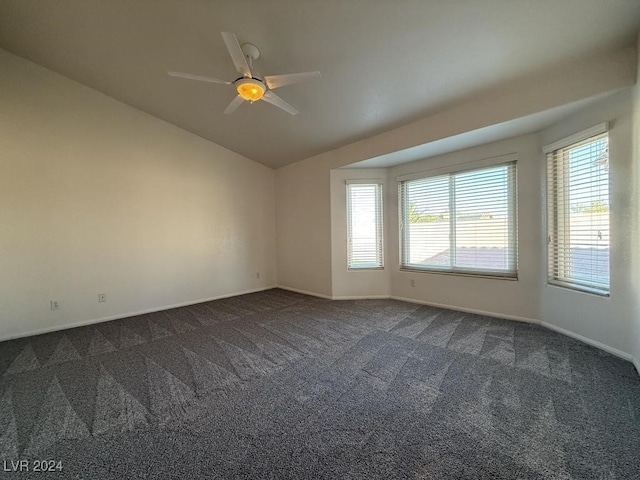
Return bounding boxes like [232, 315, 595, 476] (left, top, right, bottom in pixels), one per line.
[236, 78, 265, 101]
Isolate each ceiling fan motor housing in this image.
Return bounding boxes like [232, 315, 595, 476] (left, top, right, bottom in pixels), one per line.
[241, 43, 260, 62]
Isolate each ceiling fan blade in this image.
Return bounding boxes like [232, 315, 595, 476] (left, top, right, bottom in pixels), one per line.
[221, 32, 252, 78]
[262, 91, 299, 115]
[224, 95, 245, 115]
[264, 71, 321, 90]
[167, 71, 231, 84]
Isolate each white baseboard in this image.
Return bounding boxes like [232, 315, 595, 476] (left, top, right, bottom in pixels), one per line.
[391, 295, 539, 325]
[541, 321, 634, 362]
[395, 298, 637, 367]
[279, 288, 537, 324]
[332, 294, 392, 300]
[276, 285, 333, 300]
[0, 285, 277, 343]
[277, 286, 391, 301]
[9, 282, 636, 374]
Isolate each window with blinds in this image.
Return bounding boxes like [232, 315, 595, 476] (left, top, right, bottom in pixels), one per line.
[399, 162, 517, 277]
[546, 127, 609, 295]
[346, 182, 384, 269]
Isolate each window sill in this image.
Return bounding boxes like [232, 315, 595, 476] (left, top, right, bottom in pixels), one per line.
[400, 267, 517, 281]
[546, 281, 609, 298]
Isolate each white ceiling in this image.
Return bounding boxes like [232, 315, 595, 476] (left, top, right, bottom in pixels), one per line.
[347, 92, 616, 168]
[0, 0, 639, 168]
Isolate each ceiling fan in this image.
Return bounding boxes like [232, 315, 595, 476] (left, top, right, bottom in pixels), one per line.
[168, 32, 321, 115]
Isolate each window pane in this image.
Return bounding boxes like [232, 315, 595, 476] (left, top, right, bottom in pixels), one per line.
[400, 162, 517, 277]
[402, 175, 450, 268]
[547, 132, 609, 294]
[454, 166, 515, 272]
[347, 183, 383, 269]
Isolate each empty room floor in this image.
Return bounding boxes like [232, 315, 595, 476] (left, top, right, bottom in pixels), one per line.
[0, 289, 639, 479]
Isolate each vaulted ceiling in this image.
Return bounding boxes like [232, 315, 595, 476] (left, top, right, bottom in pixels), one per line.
[1, 0, 639, 168]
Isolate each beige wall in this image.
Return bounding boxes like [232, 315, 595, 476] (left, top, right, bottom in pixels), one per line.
[330, 169, 390, 298]
[388, 135, 542, 322]
[0, 49, 276, 340]
[540, 90, 636, 357]
[631, 34, 640, 370]
[276, 158, 332, 297]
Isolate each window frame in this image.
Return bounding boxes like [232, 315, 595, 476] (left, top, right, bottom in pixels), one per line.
[544, 123, 610, 296]
[398, 159, 518, 279]
[346, 180, 384, 270]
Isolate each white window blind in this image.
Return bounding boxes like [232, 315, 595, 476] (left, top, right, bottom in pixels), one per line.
[546, 131, 610, 295]
[399, 162, 517, 277]
[347, 183, 383, 269]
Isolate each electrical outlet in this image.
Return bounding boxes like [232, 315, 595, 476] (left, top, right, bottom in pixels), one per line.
[410, 279, 415, 287]
[50, 300, 59, 310]
[98, 293, 106, 303]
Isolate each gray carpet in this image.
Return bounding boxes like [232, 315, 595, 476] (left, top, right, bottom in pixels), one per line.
[0, 288, 639, 479]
